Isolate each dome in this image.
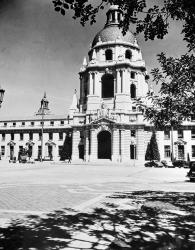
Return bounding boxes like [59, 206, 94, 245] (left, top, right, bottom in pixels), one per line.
[92, 25, 135, 47]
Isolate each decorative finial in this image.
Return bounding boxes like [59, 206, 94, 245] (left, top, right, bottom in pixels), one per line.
[83, 57, 87, 66]
[92, 50, 96, 60]
[98, 36, 102, 43]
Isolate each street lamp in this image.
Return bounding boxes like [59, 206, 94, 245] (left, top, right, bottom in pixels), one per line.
[0, 86, 5, 108]
[36, 92, 50, 162]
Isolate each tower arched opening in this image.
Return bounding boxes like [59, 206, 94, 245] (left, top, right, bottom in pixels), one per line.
[102, 74, 114, 98]
[125, 50, 132, 60]
[105, 49, 113, 61]
[130, 84, 136, 98]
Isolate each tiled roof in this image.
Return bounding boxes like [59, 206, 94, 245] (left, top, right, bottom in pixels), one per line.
[92, 26, 135, 47]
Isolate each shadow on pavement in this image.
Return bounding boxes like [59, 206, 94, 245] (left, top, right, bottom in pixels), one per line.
[0, 191, 194, 250]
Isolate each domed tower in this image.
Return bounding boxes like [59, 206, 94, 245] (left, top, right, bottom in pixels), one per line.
[79, 5, 148, 113]
[72, 5, 149, 164]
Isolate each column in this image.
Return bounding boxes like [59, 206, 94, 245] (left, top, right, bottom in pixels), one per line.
[112, 129, 119, 162]
[15, 145, 19, 161]
[33, 145, 38, 160]
[72, 129, 80, 161]
[53, 145, 58, 161]
[84, 130, 90, 161]
[90, 129, 97, 161]
[120, 129, 126, 162]
[121, 70, 124, 93]
[93, 73, 95, 95]
[117, 70, 121, 93]
[136, 128, 145, 166]
[123, 129, 131, 161]
[89, 73, 93, 95]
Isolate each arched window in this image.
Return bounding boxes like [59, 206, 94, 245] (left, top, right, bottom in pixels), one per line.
[102, 74, 114, 98]
[125, 50, 132, 60]
[130, 84, 136, 98]
[105, 49, 113, 61]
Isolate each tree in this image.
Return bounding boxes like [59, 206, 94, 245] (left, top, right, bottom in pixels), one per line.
[137, 53, 195, 160]
[145, 131, 160, 161]
[52, 0, 195, 51]
[60, 133, 72, 160]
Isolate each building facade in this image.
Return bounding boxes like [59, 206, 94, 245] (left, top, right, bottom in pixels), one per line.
[0, 5, 195, 164]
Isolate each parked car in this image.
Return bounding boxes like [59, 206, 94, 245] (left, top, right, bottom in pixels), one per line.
[173, 160, 189, 168]
[187, 162, 195, 182]
[145, 160, 163, 168]
[161, 160, 174, 168]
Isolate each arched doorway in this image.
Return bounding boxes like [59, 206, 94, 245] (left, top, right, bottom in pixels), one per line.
[98, 131, 111, 159]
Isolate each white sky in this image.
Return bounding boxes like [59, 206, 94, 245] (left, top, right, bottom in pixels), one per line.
[0, 0, 188, 118]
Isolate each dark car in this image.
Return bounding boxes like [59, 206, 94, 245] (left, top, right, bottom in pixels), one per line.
[145, 160, 163, 168]
[187, 162, 195, 182]
[173, 160, 189, 168]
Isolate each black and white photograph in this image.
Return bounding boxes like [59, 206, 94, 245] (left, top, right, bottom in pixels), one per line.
[0, 0, 194, 249]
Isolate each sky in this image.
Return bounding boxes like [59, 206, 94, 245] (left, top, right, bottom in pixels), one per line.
[0, 0, 188, 118]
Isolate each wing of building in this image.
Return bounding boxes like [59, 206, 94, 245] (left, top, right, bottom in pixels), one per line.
[0, 5, 194, 164]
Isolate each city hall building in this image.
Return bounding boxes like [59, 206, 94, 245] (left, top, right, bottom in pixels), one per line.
[1, 5, 195, 164]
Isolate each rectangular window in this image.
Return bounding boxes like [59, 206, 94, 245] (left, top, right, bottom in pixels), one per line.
[131, 71, 136, 79]
[50, 121, 54, 126]
[39, 133, 42, 140]
[49, 133, 53, 140]
[31, 122, 34, 126]
[164, 131, 170, 139]
[21, 122, 25, 126]
[191, 129, 195, 139]
[29, 133, 33, 140]
[58, 145, 63, 156]
[131, 130, 136, 137]
[1, 146, 5, 156]
[178, 145, 184, 159]
[40, 121, 44, 125]
[13, 122, 16, 127]
[60, 121, 64, 125]
[178, 130, 183, 138]
[20, 133, 23, 141]
[2, 133, 5, 141]
[38, 146, 42, 159]
[59, 132, 63, 140]
[4, 123, 7, 127]
[164, 145, 171, 158]
[19, 145, 23, 153]
[130, 145, 136, 159]
[192, 145, 195, 158]
[132, 106, 136, 112]
[11, 134, 14, 140]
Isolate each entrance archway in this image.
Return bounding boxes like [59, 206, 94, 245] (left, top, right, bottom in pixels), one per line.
[98, 131, 111, 159]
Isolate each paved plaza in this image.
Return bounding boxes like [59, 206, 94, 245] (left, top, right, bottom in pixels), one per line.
[0, 162, 194, 249]
[0, 162, 193, 220]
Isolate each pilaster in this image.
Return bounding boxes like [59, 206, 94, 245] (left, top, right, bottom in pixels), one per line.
[136, 128, 145, 165]
[123, 129, 131, 161]
[84, 130, 90, 161]
[72, 129, 80, 161]
[112, 129, 119, 162]
[90, 129, 97, 161]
